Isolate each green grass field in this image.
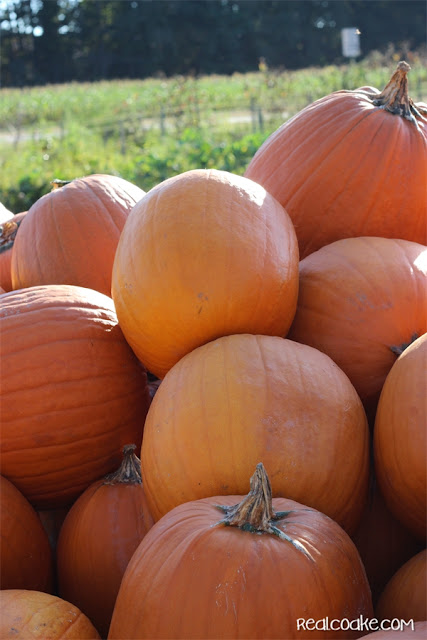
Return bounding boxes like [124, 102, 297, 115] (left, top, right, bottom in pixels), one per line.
[1, 52, 426, 212]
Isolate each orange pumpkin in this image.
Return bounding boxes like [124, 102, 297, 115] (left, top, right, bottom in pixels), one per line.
[0, 284, 151, 509]
[245, 62, 427, 258]
[0, 590, 101, 639]
[288, 237, 427, 415]
[141, 334, 370, 533]
[11, 174, 145, 296]
[0, 475, 53, 592]
[109, 463, 373, 639]
[374, 333, 427, 541]
[376, 549, 427, 623]
[57, 444, 154, 638]
[112, 168, 299, 379]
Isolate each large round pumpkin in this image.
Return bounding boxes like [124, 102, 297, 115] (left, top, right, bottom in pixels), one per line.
[109, 463, 373, 639]
[11, 174, 145, 296]
[0, 590, 101, 639]
[141, 334, 370, 533]
[245, 62, 427, 258]
[0, 284, 151, 509]
[112, 169, 299, 378]
[374, 333, 427, 541]
[57, 444, 154, 638]
[375, 549, 426, 623]
[0, 475, 53, 592]
[288, 237, 427, 415]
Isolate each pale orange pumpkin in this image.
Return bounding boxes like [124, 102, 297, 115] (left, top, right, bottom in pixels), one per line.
[11, 174, 145, 296]
[141, 333, 370, 534]
[0, 284, 151, 509]
[0, 590, 101, 639]
[288, 237, 427, 416]
[57, 444, 154, 638]
[374, 333, 427, 541]
[112, 168, 299, 379]
[245, 62, 427, 258]
[109, 463, 373, 639]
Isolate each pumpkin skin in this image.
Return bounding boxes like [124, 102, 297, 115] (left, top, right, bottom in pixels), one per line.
[0, 211, 27, 291]
[245, 62, 427, 258]
[11, 174, 145, 296]
[374, 333, 427, 541]
[109, 465, 373, 640]
[0, 284, 151, 509]
[112, 168, 299, 379]
[0, 475, 54, 592]
[358, 622, 427, 639]
[57, 445, 155, 638]
[0, 590, 101, 639]
[375, 550, 427, 623]
[141, 334, 370, 533]
[288, 237, 427, 415]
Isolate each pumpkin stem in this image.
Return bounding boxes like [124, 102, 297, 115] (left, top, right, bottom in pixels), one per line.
[0, 218, 20, 254]
[368, 61, 427, 131]
[50, 179, 72, 190]
[390, 333, 419, 357]
[215, 463, 311, 557]
[103, 444, 142, 485]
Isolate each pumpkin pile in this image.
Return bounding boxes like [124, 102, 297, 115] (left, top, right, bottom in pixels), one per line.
[0, 61, 426, 639]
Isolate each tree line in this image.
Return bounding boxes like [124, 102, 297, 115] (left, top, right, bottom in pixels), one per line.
[1, 0, 426, 88]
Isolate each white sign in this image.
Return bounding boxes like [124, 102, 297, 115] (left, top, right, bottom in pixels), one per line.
[341, 28, 361, 58]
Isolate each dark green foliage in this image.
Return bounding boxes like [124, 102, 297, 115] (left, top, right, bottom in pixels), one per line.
[1, 0, 426, 87]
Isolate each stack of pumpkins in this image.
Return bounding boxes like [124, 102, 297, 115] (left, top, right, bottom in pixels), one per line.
[0, 61, 426, 639]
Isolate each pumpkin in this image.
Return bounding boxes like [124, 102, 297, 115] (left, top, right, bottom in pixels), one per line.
[109, 463, 373, 639]
[11, 174, 145, 296]
[358, 622, 427, 639]
[0, 475, 53, 592]
[0, 590, 101, 639]
[57, 444, 154, 638]
[351, 472, 424, 607]
[245, 61, 427, 258]
[111, 168, 299, 379]
[375, 549, 427, 623]
[141, 334, 370, 533]
[288, 237, 427, 417]
[0, 211, 27, 291]
[374, 333, 427, 541]
[0, 284, 151, 509]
